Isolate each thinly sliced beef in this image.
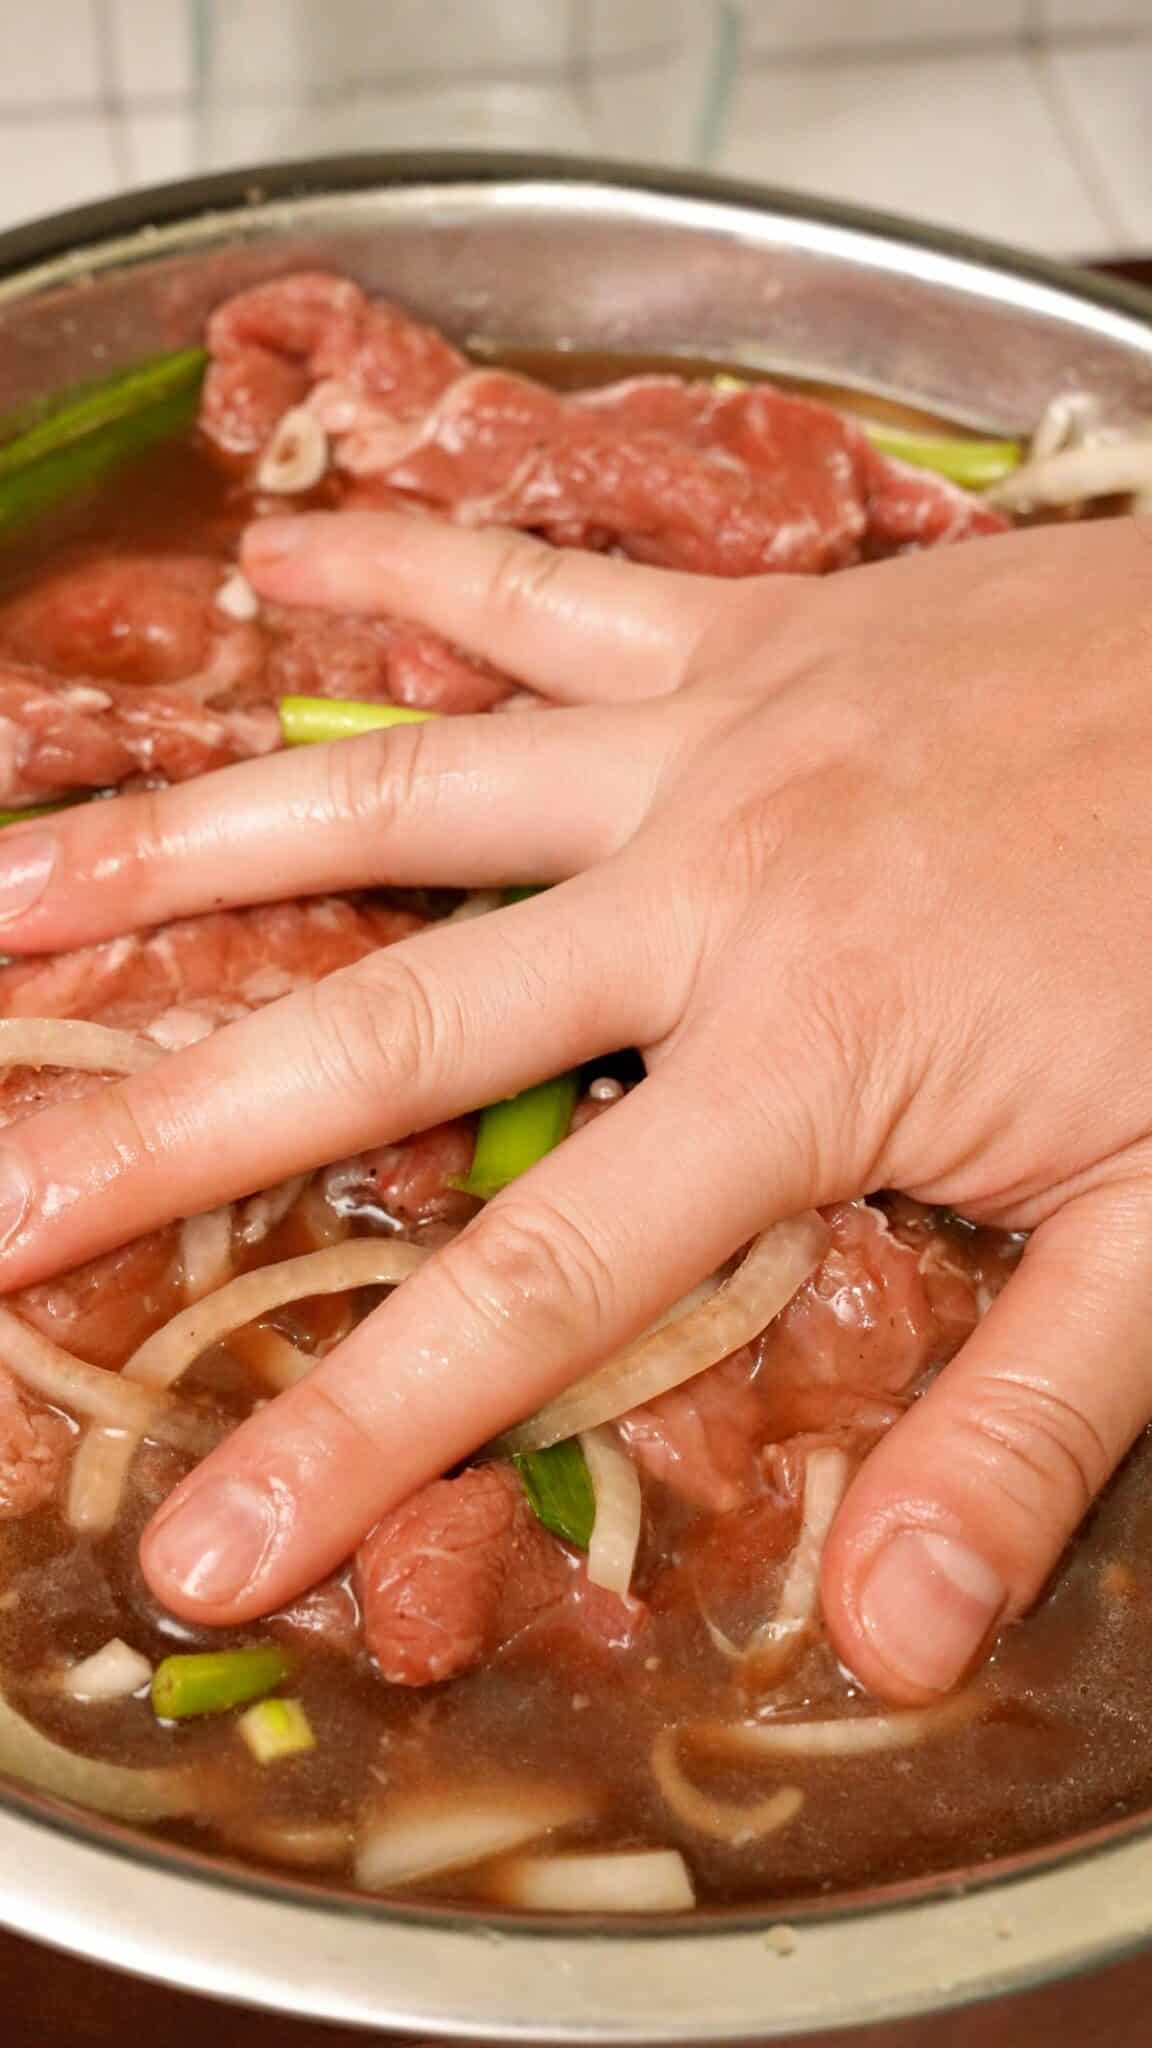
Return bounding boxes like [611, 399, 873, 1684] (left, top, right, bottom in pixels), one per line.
[356, 1462, 643, 1687]
[0, 897, 424, 1364]
[330, 1120, 479, 1229]
[618, 1202, 1013, 1515]
[0, 554, 245, 687]
[0, 1366, 72, 1518]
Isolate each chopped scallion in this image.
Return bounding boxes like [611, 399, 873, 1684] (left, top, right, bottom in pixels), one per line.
[151, 1645, 293, 1722]
[237, 1696, 316, 1764]
[513, 1440, 595, 1549]
[0, 800, 77, 827]
[862, 422, 1021, 489]
[278, 696, 438, 746]
[454, 1072, 579, 1200]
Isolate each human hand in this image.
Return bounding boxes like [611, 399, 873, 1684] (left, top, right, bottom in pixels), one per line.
[2, 507, 1151, 1702]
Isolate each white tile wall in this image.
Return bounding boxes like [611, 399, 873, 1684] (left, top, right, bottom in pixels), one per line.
[0, 0, 1145, 258]
[720, 49, 1111, 256]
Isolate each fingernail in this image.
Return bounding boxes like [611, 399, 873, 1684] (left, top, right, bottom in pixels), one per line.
[0, 1152, 31, 1254]
[243, 518, 310, 563]
[0, 829, 56, 923]
[147, 1478, 279, 1606]
[858, 1530, 1007, 1694]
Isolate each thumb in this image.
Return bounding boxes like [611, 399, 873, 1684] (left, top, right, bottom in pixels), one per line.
[821, 1181, 1152, 1703]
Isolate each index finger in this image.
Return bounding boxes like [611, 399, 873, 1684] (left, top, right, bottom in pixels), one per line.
[242, 511, 736, 705]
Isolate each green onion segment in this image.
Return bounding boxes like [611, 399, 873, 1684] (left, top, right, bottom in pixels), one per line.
[513, 1439, 596, 1550]
[454, 1071, 579, 1201]
[862, 422, 1021, 489]
[151, 1645, 293, 1722]
[0, 800, 77, 828]
[0, 347, 208, 538]
[278, 696, 438, 745]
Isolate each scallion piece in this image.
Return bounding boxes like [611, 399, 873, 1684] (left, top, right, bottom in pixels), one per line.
[454, 1072, 579, 1201]
[862, 422, 1021, 489]
[278, 696, 438, 746]
[0, 348, 208, 538]
[513, 1440, 595, 1549]
[151, 1645, 293, 1722]
[237, 1696, 316, 1764]
[0, 800, 76, 827]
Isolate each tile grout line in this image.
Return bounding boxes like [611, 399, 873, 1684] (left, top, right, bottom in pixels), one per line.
[91, 0, 132, 187]
[1029, 42, 1132, 250]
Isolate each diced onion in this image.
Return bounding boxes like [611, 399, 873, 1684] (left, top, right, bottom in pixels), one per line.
[697, 1694, 979, 1762]
[354, 1785, 590, 1893]
[216, 569, 259, 620]
[989, 437, 1152, 510]
[180, 1206, 235, 1304]
[217, 1817, 352, 1869]
[62, 1638, 152, 1702]
[0, 1305, 222, 1455]
[0, 1019, 160, 1075]
[0, 1686, 197, 1820]
[487, 1848, 695, 1914]
[579, 1426, 642, 1598]
[710, 1447, 849, 1681]
[500, 1214, 829, 1453]
[66, 1425, 139, 1537]
[124, 1239, 431, 1389]
[257, 406, 329, 493]
[651, 1728, 804, 1846]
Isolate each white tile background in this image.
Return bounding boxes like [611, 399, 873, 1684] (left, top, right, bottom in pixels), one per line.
[0, 0, 1145, 259]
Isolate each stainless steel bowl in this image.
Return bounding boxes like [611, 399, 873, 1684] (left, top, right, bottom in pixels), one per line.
[2, 154, 1152, 2041]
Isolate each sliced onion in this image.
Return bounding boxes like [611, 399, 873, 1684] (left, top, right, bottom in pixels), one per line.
[651, 1727, 803, 1846]
[61, 1638, 152, 1702]
[257, 406, 329, 493]
[989, 436, 1152, 510]
[500, 1214, 829, 1454]
[697, 1694, 979, 1762]
[713, 1447, 849, 1681]
[236, 1176, 307, 1247]
[487, 1848, 695, 1914]
[1029, 390, 1103, 464]
[180, 1206, 235, 1304]
[66, 1425, 139, 1537]
[579, 1426, 642, 1598]
[218, 1817, 353, 1869]
[354, 1785, 589, 1893]
[0, 1686, 197, 1820]
[123, 1240, 431, 1389]
[0, 1019, 160, 1076]
[0, 1305, 222, 1455]
[228, 1320, 315, 1392]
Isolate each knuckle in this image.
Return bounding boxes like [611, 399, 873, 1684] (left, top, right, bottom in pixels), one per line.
[319, 719, 439, 834]
[435, 1197, 617, 1354]
[487, 535, 570, 628]
[953, 1375, 1111, 1538]
[303, 952, 451, 1106]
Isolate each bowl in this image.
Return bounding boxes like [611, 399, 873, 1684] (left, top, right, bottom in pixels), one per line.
[2, 152, 1152, 2042]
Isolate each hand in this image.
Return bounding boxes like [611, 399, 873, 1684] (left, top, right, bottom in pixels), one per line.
[2, 508, 1151, 1704]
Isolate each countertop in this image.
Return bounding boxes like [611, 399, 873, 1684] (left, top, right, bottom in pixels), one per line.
[3, 251, 1150, 2048]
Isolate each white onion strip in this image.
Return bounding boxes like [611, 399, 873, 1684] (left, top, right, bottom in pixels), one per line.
[499, 1214, 828, 1454]
[0, 1019, 161, 1075]
[62, 1638, 152, 1702]
[124, 1240, 431, 1389]
[488, 1848, 695, 1914]
[180, 1206, 235, 1304]
[651, 1729, 804, 1846]
[0, 1685, 197, 1820]
[989, 437, 1152, 510]
[697, 1693, 979, 1762]
[66, 1425, 139, 1537]
[0, 1306, 222, 1455]
[580, 1426, 643, 1598]
[354, 1786, 589, 1893]
[714, 1447, 849, 1681]
[237, 1176, 307, 1247]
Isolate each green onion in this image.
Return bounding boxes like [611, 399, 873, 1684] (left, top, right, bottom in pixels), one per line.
[513, 1440, 595, 1549]
[278, 696, 438, 746]
[0, 800, 77, 828]
[237, 1696, 316, 1764]
[454, 1072, 579, 1201]
[0, 347, 207, 538]
[862, 423, 1021, 489]
[151, 1645, 293, 1722]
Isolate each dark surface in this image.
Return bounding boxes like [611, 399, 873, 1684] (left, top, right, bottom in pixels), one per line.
[3, 249, 1151, 2047]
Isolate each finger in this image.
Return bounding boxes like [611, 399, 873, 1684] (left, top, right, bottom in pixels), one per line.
[0, 702, 665, 953]
[0, 866, 695, 1290]
[140, 1054, 823, 1622]
[822, 1182, 1152, 1704]
[243, 510, 732, 704]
